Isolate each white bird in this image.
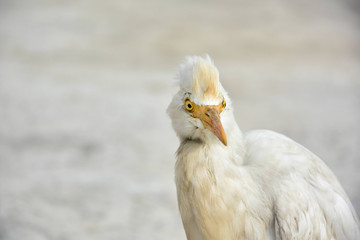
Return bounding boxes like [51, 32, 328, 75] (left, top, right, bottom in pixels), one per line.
[167, 55, 360, 240]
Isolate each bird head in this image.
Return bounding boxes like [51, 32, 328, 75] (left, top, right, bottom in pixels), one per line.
[167, 55, 231, 146]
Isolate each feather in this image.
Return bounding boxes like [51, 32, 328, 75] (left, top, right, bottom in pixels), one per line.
[168, 56, 360, 240]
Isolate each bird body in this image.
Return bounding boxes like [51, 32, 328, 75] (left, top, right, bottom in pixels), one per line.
[168, 56, 360, 240]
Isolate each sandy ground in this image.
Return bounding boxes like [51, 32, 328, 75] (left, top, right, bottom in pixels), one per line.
[0, 0, 359, 239]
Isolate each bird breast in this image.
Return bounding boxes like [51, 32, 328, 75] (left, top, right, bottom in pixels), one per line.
[175, 140, 274, 240]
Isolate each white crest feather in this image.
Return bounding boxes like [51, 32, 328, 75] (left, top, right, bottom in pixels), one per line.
[176, 55, 222, 105]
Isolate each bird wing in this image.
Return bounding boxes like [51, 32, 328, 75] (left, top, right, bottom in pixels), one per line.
[244, 130, 360, 240]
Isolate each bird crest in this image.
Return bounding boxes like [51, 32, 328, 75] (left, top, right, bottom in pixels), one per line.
[178, 56, 222, 104]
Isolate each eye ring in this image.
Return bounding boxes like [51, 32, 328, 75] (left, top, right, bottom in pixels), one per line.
[184, 98, 194, 112]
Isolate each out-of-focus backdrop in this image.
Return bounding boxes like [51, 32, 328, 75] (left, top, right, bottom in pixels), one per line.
[0, 0, 359, 239]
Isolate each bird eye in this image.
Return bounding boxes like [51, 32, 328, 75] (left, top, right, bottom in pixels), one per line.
[185, 99, 193, 112]
[222, 98, 226, 109]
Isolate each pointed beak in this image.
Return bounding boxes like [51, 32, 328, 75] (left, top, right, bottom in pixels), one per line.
[197, 107, 227, 146]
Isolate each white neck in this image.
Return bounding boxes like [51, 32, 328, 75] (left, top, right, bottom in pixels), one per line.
[177, 112, 245, 166]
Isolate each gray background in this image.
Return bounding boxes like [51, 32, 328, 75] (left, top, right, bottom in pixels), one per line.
[0, 0, 359, 239]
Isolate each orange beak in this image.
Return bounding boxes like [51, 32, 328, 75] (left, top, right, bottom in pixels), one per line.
[193, 106, 227, 146]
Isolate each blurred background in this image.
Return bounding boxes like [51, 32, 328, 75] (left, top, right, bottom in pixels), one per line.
[0, 0, 359, 239]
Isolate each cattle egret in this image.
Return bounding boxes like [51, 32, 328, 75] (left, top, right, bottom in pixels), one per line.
[167, 55, 360, 240]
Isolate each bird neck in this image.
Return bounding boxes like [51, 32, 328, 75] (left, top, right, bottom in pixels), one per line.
[222, 116, 246, 165]
[177, 117, 245, 166]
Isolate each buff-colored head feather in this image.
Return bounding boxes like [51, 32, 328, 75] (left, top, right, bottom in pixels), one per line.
[177, 55, 223, 105]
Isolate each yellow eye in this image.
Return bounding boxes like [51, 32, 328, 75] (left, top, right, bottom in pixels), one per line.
[185, 99, 194, 112]
[222, 98, 226, 109]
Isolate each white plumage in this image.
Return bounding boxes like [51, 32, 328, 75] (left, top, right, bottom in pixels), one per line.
[167, 55, 360, 240]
